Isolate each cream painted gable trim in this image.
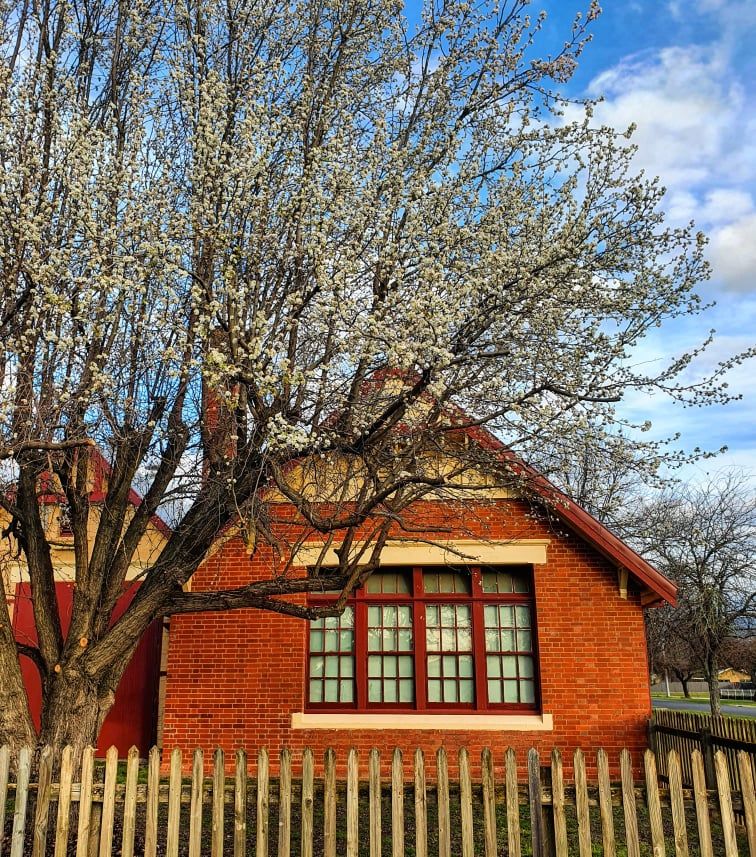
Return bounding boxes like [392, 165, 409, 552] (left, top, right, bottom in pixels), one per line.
[292, 712, 554, 731]
[293, 538, 549, 567]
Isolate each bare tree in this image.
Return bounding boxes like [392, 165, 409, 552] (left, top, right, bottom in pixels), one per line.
[631, 472, 756, 716]
[645, 605, 701, 698]
[0, 0, 749, 756]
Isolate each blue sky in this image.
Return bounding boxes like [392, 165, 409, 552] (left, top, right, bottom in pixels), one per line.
[547, 0, 756, 481]
[461, 1, 756, 480]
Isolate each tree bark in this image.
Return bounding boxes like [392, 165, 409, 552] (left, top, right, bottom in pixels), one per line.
[37, 668, 115, 763]
[0, 611, 37, 751]
[680, 676, 690, 698]
[706, 658, 721, 717]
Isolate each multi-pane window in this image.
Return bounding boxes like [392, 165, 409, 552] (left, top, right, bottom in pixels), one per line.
[308, 608, 355, 704]
[306, 566, 538, 712]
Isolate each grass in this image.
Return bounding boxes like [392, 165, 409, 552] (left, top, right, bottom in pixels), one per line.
[651, 691, 756, 710]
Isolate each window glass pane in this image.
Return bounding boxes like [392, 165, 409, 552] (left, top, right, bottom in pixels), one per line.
[485, 629, 498, 652]
[310, 630, 323, 652]
[310, 656, 324, 677]
[515, 605, 531, 627]
[500, 629, 515, 650]
[384, 683, 397, 703]
[487, 655, 500, 678]
[398, 655, 413, 677]
[428, 679, 442, 702]
[385, 656, 397, 678]
[503, 680, 519, 702]
[428, 655, 441, 677]
[324, 679, 339, 702]
[459, 680, 474, 703]
[368, 656, 381, 677]
[517, 630, 532, 651]
[426, 628, 440, 649]
[521, 681, 535, 703]
[397, 606, 412, 627]
[459, 655, 473, 678]
[422, 570, 470, 593]
[310, 680, 323, 703]
[443, 679, 458, 702]
[488, 680, 501, 703]
[340, 630, 353, 649]
[366, 570, 411, 593]
[341, 656, 354, 677]
[325, 657, 338, 677]
[341, 681, 354, 702]
[443, 654, 457, 676]
[457, 626, 472, 651]
[367, 628, 381, 651]
[519, 656, 534, 678]
[502, 656, 517, 678]
[499, 605, 514, 626]
[368, 680, 381, 702]
[398, 628, 412, 650]
[399, 680, 414, 702]
[368, 606, 381, 625]
[383, 628, 398, 650]
[324, 630, 338, 652]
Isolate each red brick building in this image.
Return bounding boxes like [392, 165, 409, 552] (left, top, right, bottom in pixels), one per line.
[160, 470, 675, 776]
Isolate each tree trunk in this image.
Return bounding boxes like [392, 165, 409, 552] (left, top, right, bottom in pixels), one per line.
[706, 661, 721, 718]
[0, 615, 37, 752]
[37, 669, 115, 763]
[680, 676, 690, 698]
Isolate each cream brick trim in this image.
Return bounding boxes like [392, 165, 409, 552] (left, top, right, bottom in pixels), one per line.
[291, 712, 554, 731]
[293, 539, 549, 567]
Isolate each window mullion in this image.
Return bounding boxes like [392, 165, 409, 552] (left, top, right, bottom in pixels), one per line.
[471, 600, 489, 711]
[355, 601, 367, 710]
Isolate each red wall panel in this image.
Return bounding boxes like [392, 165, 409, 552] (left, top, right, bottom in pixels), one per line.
[12, 582, 161, 756]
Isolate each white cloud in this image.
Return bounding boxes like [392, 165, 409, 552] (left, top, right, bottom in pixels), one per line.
[576, 36, 756, 292]
[708, 213, 756, 292]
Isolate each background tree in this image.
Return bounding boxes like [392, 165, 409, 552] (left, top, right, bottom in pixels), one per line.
[645, 605, 701, 698]
[0, 0, 747, 756]
[630, 472, 756, 715]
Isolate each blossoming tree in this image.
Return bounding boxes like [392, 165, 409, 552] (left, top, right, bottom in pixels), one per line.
[0, 0, 747, 754]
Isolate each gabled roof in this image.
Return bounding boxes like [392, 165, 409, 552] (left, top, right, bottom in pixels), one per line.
[461, 424, 677, 607]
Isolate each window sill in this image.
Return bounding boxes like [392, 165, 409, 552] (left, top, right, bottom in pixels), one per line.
[291, 712, 553, 731]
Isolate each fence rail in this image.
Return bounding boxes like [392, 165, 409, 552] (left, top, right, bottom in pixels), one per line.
[1, 742, 756, 857]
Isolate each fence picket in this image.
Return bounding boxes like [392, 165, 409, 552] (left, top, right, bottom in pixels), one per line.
[737, 750, 756, 857]
[121, 746, 140, 857]
[166, 747, 183, 857]
[346, 748, 359, 857]
[324, 748, 337, 857]
[53, 746, 74, 857]
[691, 750, 714, 857]
[668, 750, 690, 857]
[301, 748, 315, 857]
[574, 749, 591, 857]
[715, 750, 739, 857]
[392, 748, 405, 857]
[0, 745, 9, 857]
[145, 746, 160, 857]
[189, 748, 204, 857]
[277, 748, 291, 857]
[30, 745, 53, 857]
[550, 750, 568, 857]
[234, 749, 248, 857]
[643, 749, 665, 857]
[10, 746, 31, 857]
[621, 749, 641, 857]
[74, 746, 95, 857]
[98, 745, 119, 857]
[458, 748, 474, 857]
[212, 748, 225, 857]
[369, 748, 381, 857]
[506, 748, 521, 857]
[257, 748, 270, 857]
[437, 747, 451, 857]
[528, 749, 544, 857]
[481, 748, 497, 857]
[414, 749, 428, 857]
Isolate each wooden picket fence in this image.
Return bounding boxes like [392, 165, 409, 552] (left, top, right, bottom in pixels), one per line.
[2, 743, 756, 856]
[651, 709, 756, 795]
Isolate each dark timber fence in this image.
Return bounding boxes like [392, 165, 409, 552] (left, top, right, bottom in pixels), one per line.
[2, 741, 756, 856]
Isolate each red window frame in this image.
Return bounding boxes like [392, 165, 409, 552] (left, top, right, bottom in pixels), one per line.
[305, 565, 540, 714]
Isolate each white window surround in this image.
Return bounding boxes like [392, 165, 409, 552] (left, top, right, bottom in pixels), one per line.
[291, 712, 554, 731]
[294, 538, 550, 567]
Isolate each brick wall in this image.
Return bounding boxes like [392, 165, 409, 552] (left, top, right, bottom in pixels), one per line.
[161, 498, 652, 778]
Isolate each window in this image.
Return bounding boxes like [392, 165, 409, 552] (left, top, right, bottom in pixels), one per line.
[306, 566, 538, 712]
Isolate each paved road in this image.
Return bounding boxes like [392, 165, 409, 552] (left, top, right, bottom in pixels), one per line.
[652, 698, 756, 718]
